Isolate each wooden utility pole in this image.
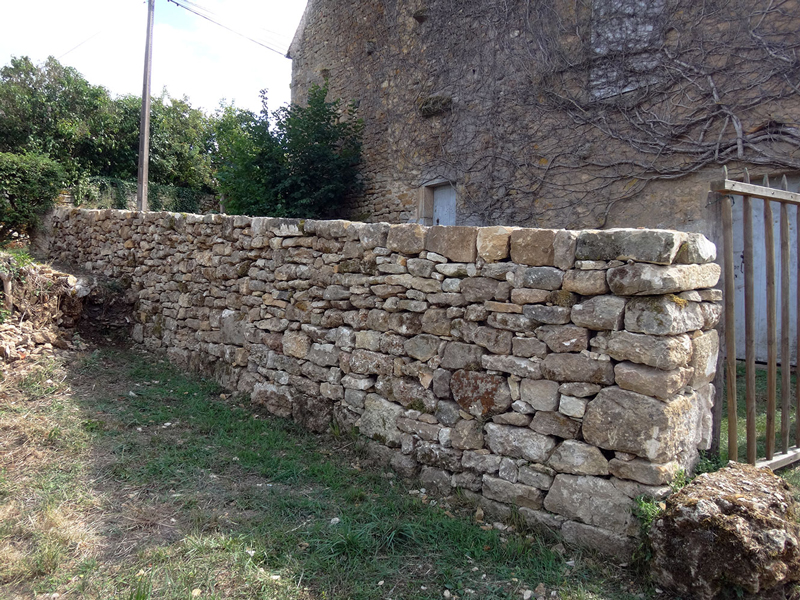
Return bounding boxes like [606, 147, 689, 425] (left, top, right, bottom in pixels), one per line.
[137, 0, 155, 212]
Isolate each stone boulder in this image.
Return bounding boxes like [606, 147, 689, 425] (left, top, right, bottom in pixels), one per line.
[650, 462, 800, 599]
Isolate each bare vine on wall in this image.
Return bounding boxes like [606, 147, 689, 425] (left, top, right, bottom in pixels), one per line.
[313, 0, 800, 228]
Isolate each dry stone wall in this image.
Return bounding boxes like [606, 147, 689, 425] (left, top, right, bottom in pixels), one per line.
[46, 208, 722, 559]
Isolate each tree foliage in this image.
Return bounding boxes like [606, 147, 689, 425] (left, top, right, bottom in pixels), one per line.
[0, 152, 64, 245]
[215, 83, 363, 218]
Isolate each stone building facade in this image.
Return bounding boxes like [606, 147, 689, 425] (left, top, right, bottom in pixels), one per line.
[46, 208, 720, 558]
[288, 0, 800, 239]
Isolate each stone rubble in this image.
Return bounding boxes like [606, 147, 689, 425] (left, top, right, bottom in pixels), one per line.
[46, 210, 720, 559]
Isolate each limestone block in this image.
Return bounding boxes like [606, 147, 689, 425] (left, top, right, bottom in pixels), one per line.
[404, 334, 441, 361]
[510, 229, 558, 266]
[472, 326, 513, 354]
[576, 229, 687, 265]
[492, 412, 532, 426]
[510, 288, 550, 304]
[341, 374, 376, 391]
[547, 440, 609, 476]
[486, 313, 535, 332]
[542, 353, 615, 385]
[461, 277, 499, 302]
[484, 423, 558, 462]
[559, 382, 601, 398]
[674, 232, 717, 264]
[523, 305, 571, 325]
[343, 388, 365, 409]
[484, 301, 522, 314]
[517, 266, 564, 290]
[397, 417, 441, 441]
[350, 349, 394, 376]
[608, 458, 679, 486]
[563, 270, 610, 295]
[251, 382, 293, 418]
[594, 330, 693, 370]
[407, 258, 435, 278]
[695, 383, 715, 451]
[482, 475, 544, 510]
[614, 362, 693, 400]
[477, 226, 514, 262]
[554, 230, 579, 271]
[432, 370, 453, 401]
[520, 379, 560, 411]
[220, 309, 247, 346]
[355, 330, 382, 351]
[530, 411, 580, 439]
[451, 369, 512, 417]
[543, 474, 636, 535]
[463, 450, 502, 473]
[700, 301, 722, 330]
[559, 395, 588, 418]
[415, 442, 463, 472]
[422, 308, 451, 336]
[607, 262, 721, 296]
[518, 464, 556, 490]
[436, 263, 476, 278]
[452, 471, 482, 492]
[481, 263, 518, 280]
[451, 419, 485, 450]
[386, 223, 427, 254]
[306, 343, 340, 367]
[282, 331, 311, 359]
[441, 342, 486, 370]
[357, 394, 404, 447]
[561, 521, 635, 562]
[512, 337, 549, 359]
[481, 355, 542, 379]
[388, 312, 423, 336]
[570, 295, 626, 331]
[582, 386, 696, 462]
[419, 466, 454, 495]
[391, 377, 437, 411]
[390, 453, 419, 478]
[536, 325, 590, 353]
[689, 330, 719, 387]
[624, 296, 705, 335]
[426, 226, 478, 263]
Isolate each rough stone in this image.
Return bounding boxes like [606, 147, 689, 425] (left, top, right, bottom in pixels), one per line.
[543, 474, 636, 535]
[282, 331, 311, 359]
[583, 386, 696, 462]
[484, 423, 557, 462]
[386, 223, 427, 254]
[562, 269, 609, 295]
[570, 295, 626, 331]
[462, 450, 502, 473]
[576, 229, 687, 265]
[482, 475, 544, 510]
[404, 334, 441, 361]
[558, 382, 601, 398]
[511, 337, 548, 359]
[530, 411, 580, 439]
[536, 325, 589, 353]
[674, 232, 717, 264]
[614, 362, 693, 400]
[357, 394, 404, 447]
[594, 331, 693, 370]
[518, 266, 564, 290]
[689, 329, 719, 387]
[440, 342, 486, 370]
[509, 229, 558, 266]
[624, 295, 705, 335]
[608, 458, 679, 486]
[461, 277, 499, 302]
[472, 326, 513, 354]
[477, 226, 513, 262]
[522, 304, 571, 325]
[541, 354, 614, 385]
[558, 394, 588, 418]
[607, 262, 721, 296]
[510, 288, 550, 304]
[419, 466, 453, 495]
[547, 440, 610, 476]
[426, 226, 478, 263]
[553, 230, 578, 271]
[450, 370, 512, 417]
[415, 442, 463, 472]
[520, 379, 560, 411]
[561, 521, 636, 562]
[292, 394, 333, 433]
[451, 419, 485, 450]
[650, 463, 800, 600]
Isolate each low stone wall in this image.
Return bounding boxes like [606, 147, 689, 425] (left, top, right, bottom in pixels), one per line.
[46, 208, 721, 559]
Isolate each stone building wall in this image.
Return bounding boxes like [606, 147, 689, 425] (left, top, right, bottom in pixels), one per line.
[289, 0, 800, 239]
[46, 208, 721, 559]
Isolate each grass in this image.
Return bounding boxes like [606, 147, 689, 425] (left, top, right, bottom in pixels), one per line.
[0, 346, 661, 600]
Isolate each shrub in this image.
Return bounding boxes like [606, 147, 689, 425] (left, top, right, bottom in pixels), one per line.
[0, 152, 64, 245]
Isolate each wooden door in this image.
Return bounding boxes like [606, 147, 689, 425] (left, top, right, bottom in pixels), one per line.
[433, 185, 456, 226]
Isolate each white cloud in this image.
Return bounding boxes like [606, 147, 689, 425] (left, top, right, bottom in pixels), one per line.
[0, 0, 306, 114]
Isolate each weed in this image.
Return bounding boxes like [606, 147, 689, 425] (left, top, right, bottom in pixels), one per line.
[631, 495, 665, 568]
[669, 469, 689, 492]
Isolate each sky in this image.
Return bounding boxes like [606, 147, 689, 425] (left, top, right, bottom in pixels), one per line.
[0, 0, 308, 114]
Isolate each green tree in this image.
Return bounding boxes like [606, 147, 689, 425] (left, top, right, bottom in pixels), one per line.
[0, 152, 64, 245]
[216, 83, 363, 218]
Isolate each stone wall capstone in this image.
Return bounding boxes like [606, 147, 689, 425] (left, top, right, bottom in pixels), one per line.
[46, 208, 721, 559]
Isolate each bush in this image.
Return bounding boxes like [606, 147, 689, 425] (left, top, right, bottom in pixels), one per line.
[216, 83, 363, 219]
[0, 152, 64, 245]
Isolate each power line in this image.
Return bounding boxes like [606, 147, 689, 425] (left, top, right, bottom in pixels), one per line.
[166, 0, 288, 57]
[58, 31, 104, 60]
